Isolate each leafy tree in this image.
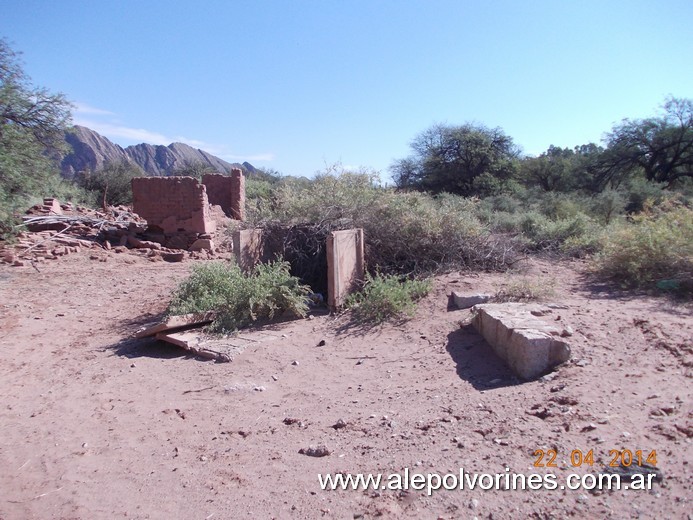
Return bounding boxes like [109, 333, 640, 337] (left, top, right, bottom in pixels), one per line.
[602, 97, 693, 187]
[1, 38, 72, 235]
[519, 145, 577, 192]
[391, 123, 520, 196]
[76, 161, 143, 208]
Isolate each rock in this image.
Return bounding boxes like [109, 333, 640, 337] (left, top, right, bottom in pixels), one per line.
[317, 339, 326, 347]
[332, 419, 347, 429]
[561, 326, 574, 337]
[298, 445, 331, 457]
[291, 360, 299, 366]
[127, 235, 162, 250]
[253, 386, 266, 392]
[189, 238, 214, 252]
[165, 234, 190, 250]
[162, 251, 185, 262]
[451, 292, 491, 309]
[472, 303, 571, 380]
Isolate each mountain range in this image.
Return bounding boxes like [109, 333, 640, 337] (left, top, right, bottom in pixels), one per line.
[61, 125, 256, 177]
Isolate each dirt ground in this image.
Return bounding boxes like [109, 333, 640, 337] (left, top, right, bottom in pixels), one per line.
[0, 252, 691, 519]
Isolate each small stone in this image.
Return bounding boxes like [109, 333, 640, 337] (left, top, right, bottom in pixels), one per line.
[561, 326, 574, 337]
[298, 444, 331, 457]
[332, 419, 347, 429]
[470, 498, 480, 509]
[271, 375, 278, 381]
[317, 339, 326, 347]
[291, 360, 299, 366]
[253, 386, 266, 392]
[356, 359, 364, 365]
[580, 423, 597, 432]
[130, 363, 136, 368]
[576, 359, 589, 367]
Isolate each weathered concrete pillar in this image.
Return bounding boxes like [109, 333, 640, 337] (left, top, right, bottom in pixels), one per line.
[230, 168, 245, 221]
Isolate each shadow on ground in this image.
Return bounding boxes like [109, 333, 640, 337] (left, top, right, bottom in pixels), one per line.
[446, 324, 520, 391]
[108, 336, 196, 360]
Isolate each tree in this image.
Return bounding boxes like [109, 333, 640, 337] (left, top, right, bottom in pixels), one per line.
[519, 145, 576, 192]
[75, 161, 143, 208]
[391, 123, 520, 196]
[603, 97, 693, 187]
[1, 38, 72, 233]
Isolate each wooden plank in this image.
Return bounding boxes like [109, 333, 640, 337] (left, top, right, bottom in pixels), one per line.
[133, 312, 215, 338]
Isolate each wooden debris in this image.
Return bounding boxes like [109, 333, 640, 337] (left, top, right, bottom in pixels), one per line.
[133, 312, 216, 339]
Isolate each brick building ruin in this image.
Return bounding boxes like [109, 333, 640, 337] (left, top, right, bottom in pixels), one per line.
[131, 168, 245, 250]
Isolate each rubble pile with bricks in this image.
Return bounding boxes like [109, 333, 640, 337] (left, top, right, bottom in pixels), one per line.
[1, 170, 246, 267]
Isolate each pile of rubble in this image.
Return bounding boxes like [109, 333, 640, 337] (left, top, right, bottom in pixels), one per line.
[1, 198, 232, 267]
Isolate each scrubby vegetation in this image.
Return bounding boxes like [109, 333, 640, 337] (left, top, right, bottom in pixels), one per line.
[345, 273, 431, 324]
[1, 37, 691, 303]
[168, 260, 310, 332]
[593, 202, 693, 294]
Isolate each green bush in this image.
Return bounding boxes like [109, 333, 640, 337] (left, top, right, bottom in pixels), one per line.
[346, 273, 431, 323]
[593, 203, 693, 293]
[168, 260, 310, 332]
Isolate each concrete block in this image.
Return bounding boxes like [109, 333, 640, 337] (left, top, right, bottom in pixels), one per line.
[472, 303, 571, 380]
[189, 238, 214, 252]
[233, 229, 265, 272]
[451, 292, 491, 309]
[327, 229, 365, 310]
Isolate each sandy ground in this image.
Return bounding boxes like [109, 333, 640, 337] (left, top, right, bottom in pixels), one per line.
[0, 252, 691, 519]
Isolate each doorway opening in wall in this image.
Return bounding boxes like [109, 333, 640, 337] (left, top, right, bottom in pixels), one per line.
[233, 225, 365, 310]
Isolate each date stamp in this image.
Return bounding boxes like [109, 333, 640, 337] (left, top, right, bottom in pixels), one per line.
[533, 449, 657, 468]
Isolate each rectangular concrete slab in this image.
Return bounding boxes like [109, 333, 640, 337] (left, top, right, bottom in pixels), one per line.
[233, 228, 265, 272]
[155, 329, 283, 362]
[327, 229, 365, 310]
[472, 303, 571, 380]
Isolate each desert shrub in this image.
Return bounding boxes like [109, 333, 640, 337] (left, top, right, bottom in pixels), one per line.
[168, 259, 310, 332]
[346, 273, 431, 323]
[593, 203, 693, 293]
[247, 169, 520, 273]
[537, 192, 585, 220]
[494, 277, 556, 302]
[514, 211, 598, 253]
[589, 189, 626, 224]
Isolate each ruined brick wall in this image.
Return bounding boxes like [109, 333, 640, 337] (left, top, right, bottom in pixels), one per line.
[201, 168, 245, 221]
[131, 177, 214, 234]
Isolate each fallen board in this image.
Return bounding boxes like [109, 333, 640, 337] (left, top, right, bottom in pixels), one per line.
[133, 312, 216, 339]
[156, 330, 282, 362]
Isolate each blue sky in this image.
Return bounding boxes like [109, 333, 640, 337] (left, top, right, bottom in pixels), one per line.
[3, 0, 692, 179]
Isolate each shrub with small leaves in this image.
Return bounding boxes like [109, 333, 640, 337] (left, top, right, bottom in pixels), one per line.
[345, 273, 431, 323]
[593, 203, 692, 294]
[168, 259, 310, 332]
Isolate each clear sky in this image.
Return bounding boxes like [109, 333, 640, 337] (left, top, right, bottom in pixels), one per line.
[3, 0, 692, 179]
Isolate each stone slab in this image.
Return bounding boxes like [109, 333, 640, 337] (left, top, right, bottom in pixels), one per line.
[472, 303, 571, 380]
[451, 292, 491, 309]
[155, 329, 282, 362]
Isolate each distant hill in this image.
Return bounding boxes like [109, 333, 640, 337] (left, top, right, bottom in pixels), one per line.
[61, 125, 255, 177]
